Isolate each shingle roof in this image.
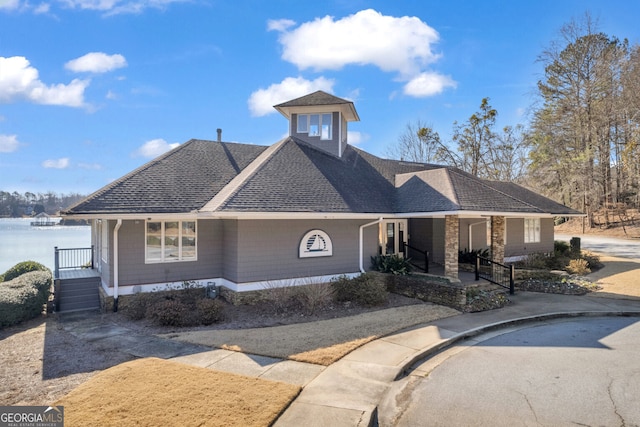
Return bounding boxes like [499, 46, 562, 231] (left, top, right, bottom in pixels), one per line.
[64, 139, 267, 214]
[64, 137, 581, 217]
[273, 91, 353, 108]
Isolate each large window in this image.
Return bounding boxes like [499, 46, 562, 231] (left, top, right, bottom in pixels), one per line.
[524, 218, 540, 243]
[146, 220, 197, 263]
[297, 113, 332, 140]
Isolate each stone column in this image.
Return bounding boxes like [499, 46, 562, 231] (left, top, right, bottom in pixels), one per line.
[491, 216, 505, 264]
[444, 215, 459, 279]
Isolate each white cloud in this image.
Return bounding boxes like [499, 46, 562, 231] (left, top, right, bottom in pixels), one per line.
[272, 9, 440, 76]
[133, 138, 179, 158]
[0, 0, 20, 10]
[248, 76, 335, 117]
[0, 56, 88, 107]
[65, 52, 127, 73]
[267, 18, 296, 32]
[0, 134, 20, 152]
[34, 2, 50, 13]
[42, 158, 70, 169]
[270, 9, 456, 98]
[347, 131, 367, 145]
[60, 0, 186, 15]
[403, 72, 457, 97]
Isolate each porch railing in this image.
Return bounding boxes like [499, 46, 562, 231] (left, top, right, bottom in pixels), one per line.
[54, 246, 94, 279]
[402, 242, 429, 273]
[475, 254, 515, 295]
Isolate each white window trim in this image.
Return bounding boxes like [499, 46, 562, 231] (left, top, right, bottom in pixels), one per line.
[145, 220, 197, 263]
[524, 218, 540, 243]
[297, 113, 332, 140]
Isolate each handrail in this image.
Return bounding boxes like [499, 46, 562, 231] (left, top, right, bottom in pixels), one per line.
[475, 254, 515, 295]
[54, 246, 94, 279]
[402, 242, 429, 273]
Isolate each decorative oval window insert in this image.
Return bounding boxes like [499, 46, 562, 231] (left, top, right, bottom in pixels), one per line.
[299, 229, 333, 258]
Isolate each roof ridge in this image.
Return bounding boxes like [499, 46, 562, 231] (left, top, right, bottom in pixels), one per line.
[62, 139, 196, 214]
[198, 138, 289, 212]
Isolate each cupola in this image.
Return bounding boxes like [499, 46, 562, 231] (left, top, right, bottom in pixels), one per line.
[274, 91, 360, 157]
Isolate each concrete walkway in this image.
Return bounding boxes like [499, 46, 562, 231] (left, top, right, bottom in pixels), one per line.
[274, 292, 640, 427]
[58, 292, 640, 427]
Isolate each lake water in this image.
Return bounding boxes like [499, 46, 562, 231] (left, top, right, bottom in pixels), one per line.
[0, 218, 91, 274]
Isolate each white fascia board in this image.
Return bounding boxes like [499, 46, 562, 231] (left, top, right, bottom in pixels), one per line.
[61, 212, 199, 221]
[195, 211, 388, 220]
[393, 211, 585, 219]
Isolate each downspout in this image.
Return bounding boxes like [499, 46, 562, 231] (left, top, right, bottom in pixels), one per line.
[113, 219, 122, 312]
[359, 218, 384, 273]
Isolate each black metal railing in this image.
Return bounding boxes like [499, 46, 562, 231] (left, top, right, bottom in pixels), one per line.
[475, 254, 515, 295]
[402, 242, 429, 273]
[54, 246, 94, 279]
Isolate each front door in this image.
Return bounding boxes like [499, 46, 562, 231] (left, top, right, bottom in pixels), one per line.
[380, 220, 408, 256]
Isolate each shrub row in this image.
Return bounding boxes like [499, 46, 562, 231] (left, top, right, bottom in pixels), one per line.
[0, 270, 52, 327]
[123, 287, 225, 327]
[332, 273, 388, 307]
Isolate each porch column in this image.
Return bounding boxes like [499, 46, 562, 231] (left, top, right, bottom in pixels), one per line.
[444, 215, 459, 279]
[491, 216, 505, 264]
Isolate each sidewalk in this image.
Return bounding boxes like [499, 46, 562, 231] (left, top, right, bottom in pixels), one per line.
[273, 292, 640, 427]
[58, 292, 640, 427]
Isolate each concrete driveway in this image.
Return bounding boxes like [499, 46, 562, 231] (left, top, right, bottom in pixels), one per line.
[556, 233, 640, 300]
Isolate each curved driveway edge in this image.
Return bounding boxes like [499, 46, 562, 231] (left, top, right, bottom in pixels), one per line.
[274, 292, 640, 427]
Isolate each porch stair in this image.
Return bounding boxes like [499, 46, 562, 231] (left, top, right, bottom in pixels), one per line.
[56, 271, 101, 312]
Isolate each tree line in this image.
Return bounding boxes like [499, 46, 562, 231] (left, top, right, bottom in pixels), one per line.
[387, 13, 640, 227]
[0, 191, 86, 217]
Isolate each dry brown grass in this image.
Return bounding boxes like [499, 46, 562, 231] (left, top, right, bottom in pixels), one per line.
[166, 303, 460, 365]
[55, 358, 300, 427]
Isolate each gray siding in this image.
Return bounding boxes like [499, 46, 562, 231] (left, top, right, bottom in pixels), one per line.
[232, 219, 373, 283]
[505, 218, 554, 257]
[408, 218, 445, 264]
[459, 218, 489, 252]
[290, 112, 342, 157]
[105, 219, 222, 287]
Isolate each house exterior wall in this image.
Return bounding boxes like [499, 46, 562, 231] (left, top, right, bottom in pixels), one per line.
[231, 218, 375, 283]
[290, 112, 342, 156]
[408, 218, 445, 264]
[505, 217, 554, 257]
[459, 218, 490, 252]
[103, 219, 223, 287]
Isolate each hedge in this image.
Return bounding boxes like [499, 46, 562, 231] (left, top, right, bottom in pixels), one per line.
[2, 261, 49, 282]
[0, 270, 52, 327]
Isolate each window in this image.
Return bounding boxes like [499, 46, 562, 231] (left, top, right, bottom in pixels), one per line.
[297, 113, 332, 140]
[524, 218, 540, 243]
[146, 220, 197, 262]
[297, 114, 308, 133]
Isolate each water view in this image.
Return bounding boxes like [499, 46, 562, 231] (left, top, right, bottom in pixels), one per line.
[0, 218, 91, 274]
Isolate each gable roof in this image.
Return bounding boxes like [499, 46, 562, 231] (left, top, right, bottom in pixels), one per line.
[64, 137, 581, 217]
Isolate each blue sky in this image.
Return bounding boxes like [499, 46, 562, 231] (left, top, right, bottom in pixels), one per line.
[1, 0, 640, 195]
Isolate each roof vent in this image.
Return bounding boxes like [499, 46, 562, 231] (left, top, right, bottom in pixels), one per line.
[217, 128, 222, 142]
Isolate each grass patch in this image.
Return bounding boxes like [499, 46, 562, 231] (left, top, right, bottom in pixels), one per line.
[55, 358, 299, 427]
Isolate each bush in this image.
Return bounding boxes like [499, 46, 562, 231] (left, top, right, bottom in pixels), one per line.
[2, 261, 49, 283]
[196, 299, 225, 325]
[146, 299, 195, 327]
[295, 282, 334, 315]
[122, 292, 157, 320]
[0, 270, 52, 327]
[331, 273, 388, 307]
[371, 254, 412, 275]
[566, 259, 591, 275]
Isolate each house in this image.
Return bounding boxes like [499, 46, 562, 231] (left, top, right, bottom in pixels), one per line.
[62, 91, 582, 308]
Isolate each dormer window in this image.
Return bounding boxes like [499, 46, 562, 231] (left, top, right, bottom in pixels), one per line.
[298, 113, 332, 140]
